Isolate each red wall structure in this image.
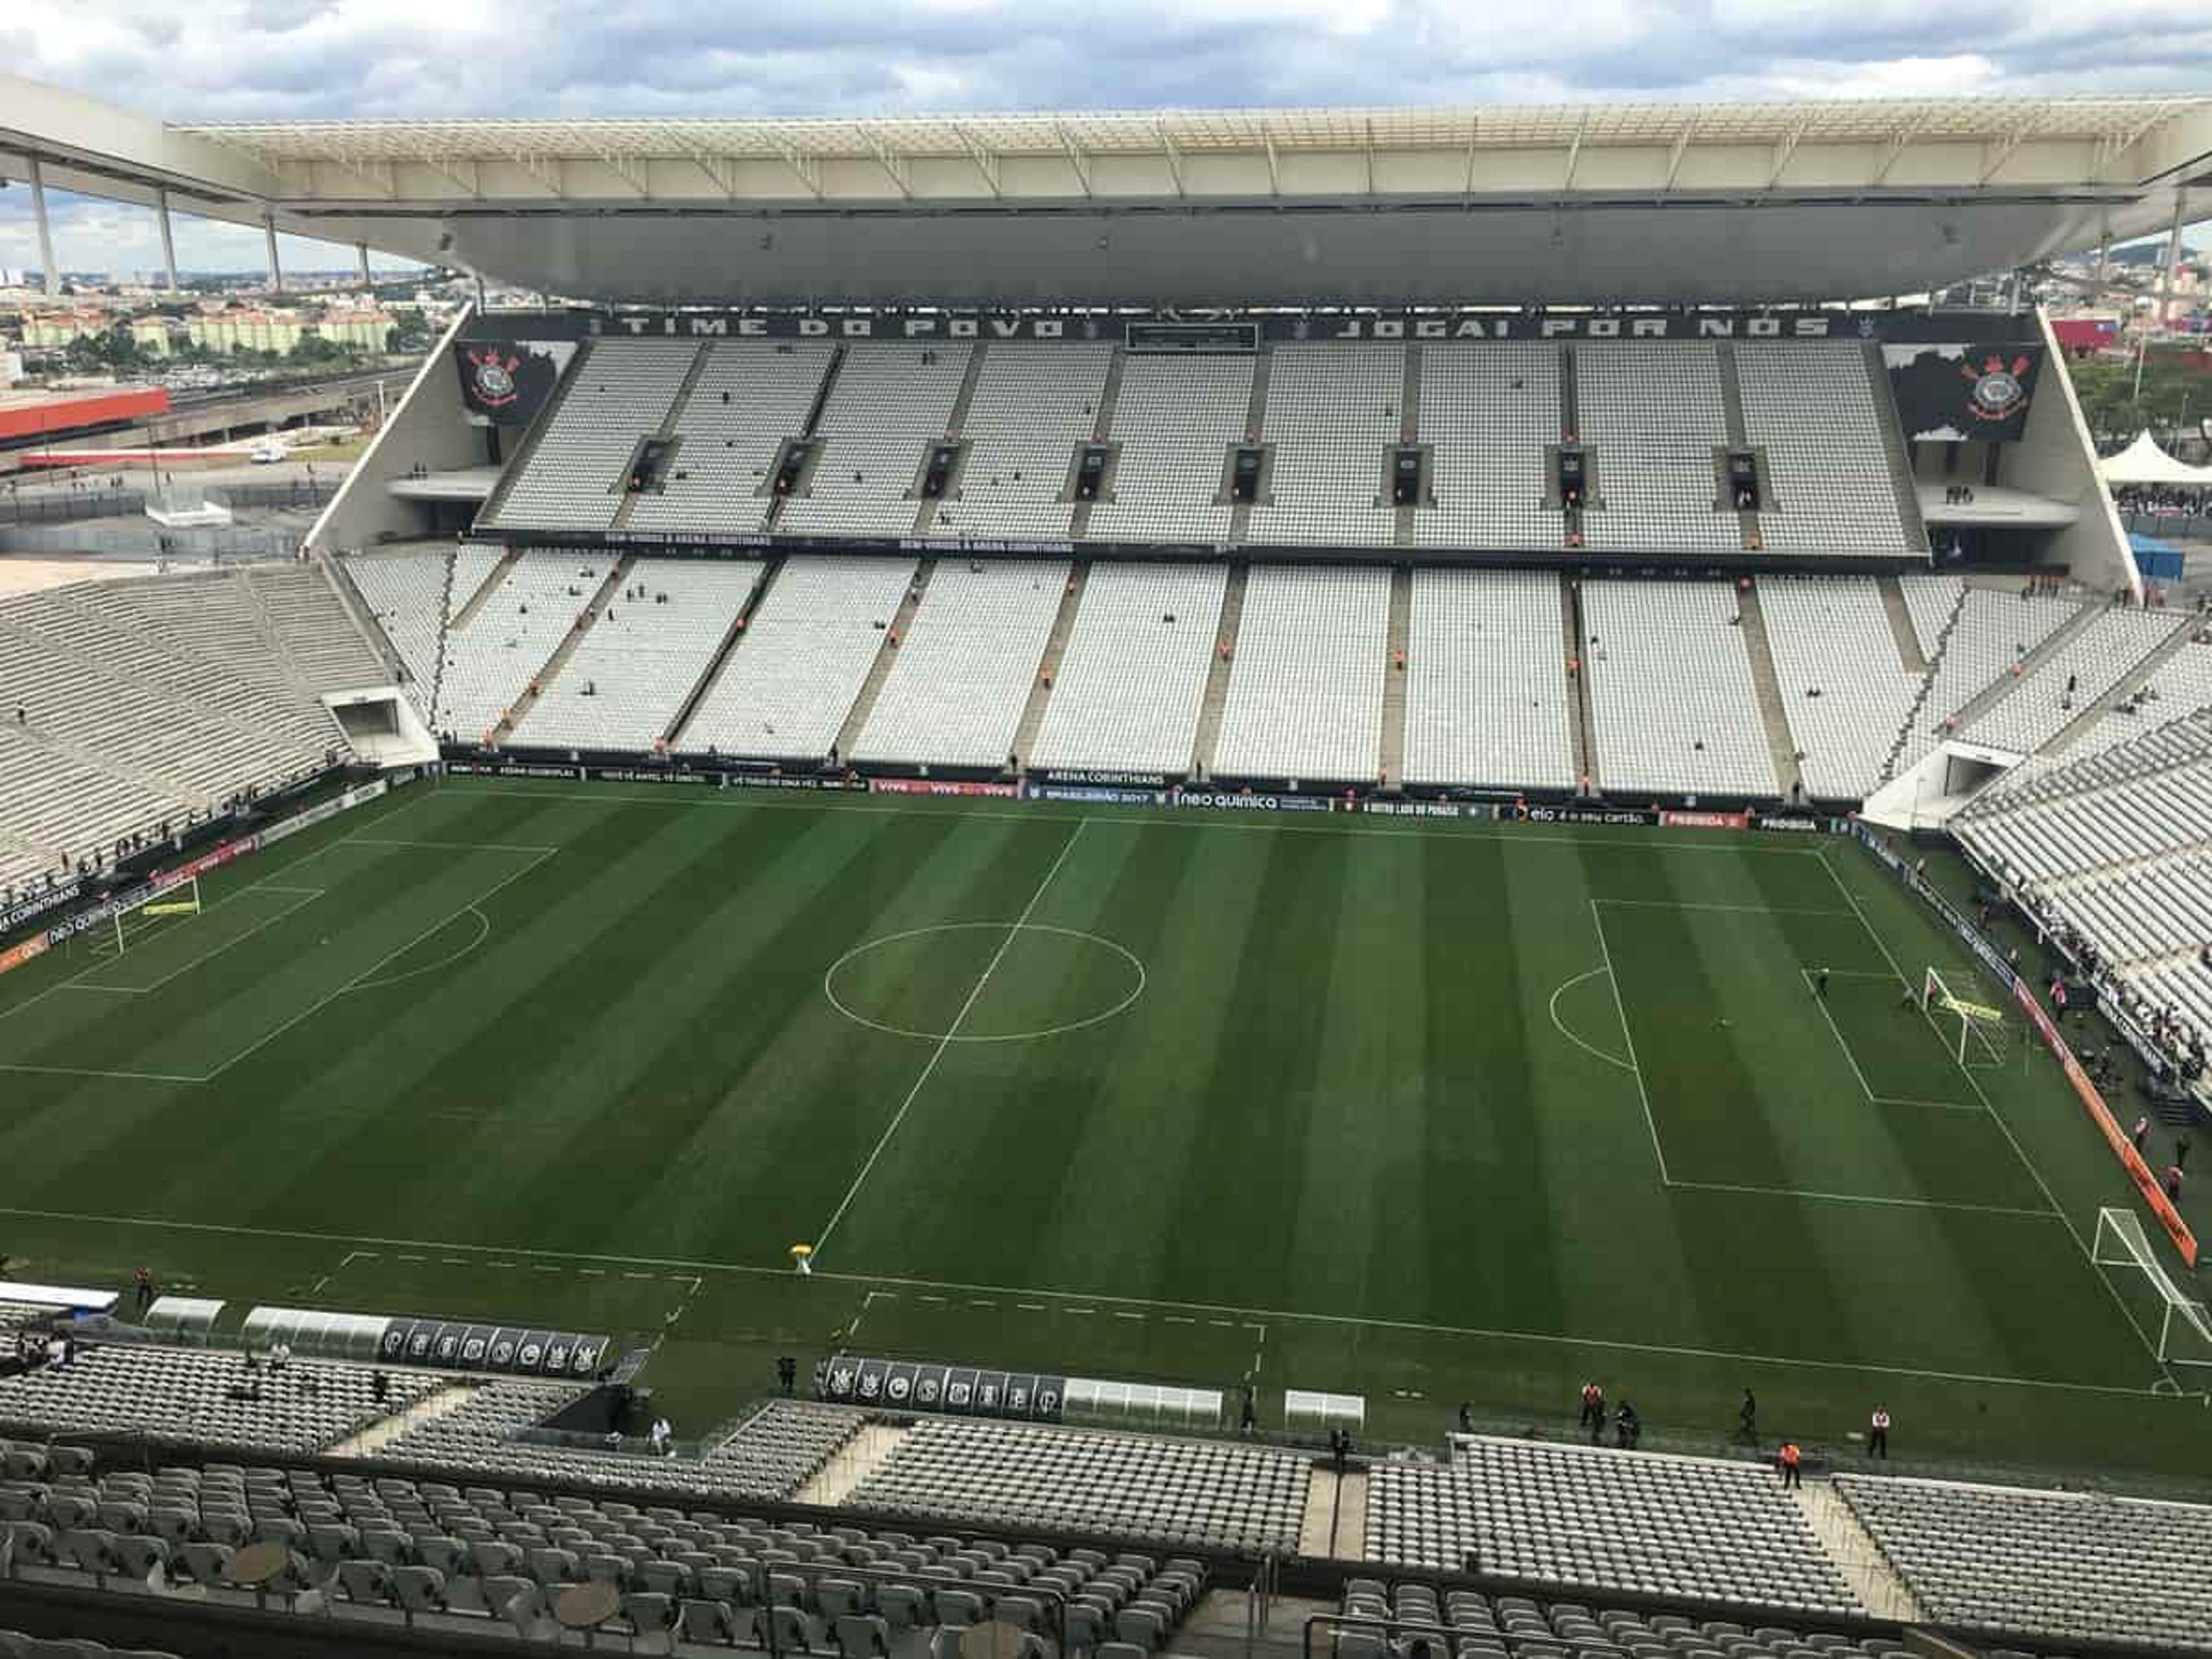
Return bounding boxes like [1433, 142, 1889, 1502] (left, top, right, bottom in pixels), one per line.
[0, 387, 171, 444]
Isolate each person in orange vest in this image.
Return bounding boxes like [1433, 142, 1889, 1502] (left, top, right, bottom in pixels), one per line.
[1578, 1381, 1604, 1437]
[1868, 1408, 1891, 1460]
[1778, 1441, 1803, 1489]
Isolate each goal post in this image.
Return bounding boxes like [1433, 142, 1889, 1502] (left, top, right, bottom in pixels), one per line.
[91, 876, 201, 960]
[2095, 1207, 2212, 1369]
[1923, 965, 2015, 1069]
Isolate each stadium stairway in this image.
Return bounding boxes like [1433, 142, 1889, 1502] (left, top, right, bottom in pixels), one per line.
[664, 555, 785, 748]
[790, 1422, 911, 1508]
[447, 547, 520, 632]
[835, 559, 935, 762]
[1190, 563, 1249, 781]
[1011, 563, 1090, 768]
[608, 340, 717, 534]
[1379, 567, 1411, 791]
[1879, 579, 1966, 782]
[1068, 349, 1130, 543]
[1865, 339, 1934, 554]
[1556, 348, 1584, 550]
[323, 1381, 481, 1459]
[1737, 580, 1804, 798]
[1793, 1479, 1923, 1624]
[1876, 576, 1931, 675]
[1563, 576, 1597, 791]
[1393, 346, 1422, 548]
[1713, 347, 1763, 552]
[313, 555, 415, 690]
[1226, 355, 1274, 545]
[493, 555, 634, 742]
[912, 346, 994, 536]
[476, 340, 598, 529]
[2037, 611, 2203, 760]
[1943, 597, 2102, 735]
[1297, 1464, 1366, 1560]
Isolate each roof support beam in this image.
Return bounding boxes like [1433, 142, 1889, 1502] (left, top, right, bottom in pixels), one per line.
[1262, 128, 1281, 197]
[1869, 114, 1929, 187]
[1978, 113, 2048, 186]
[952, 123, 1001, 198]
[1769, 116, 1810, 188]
[2099, 99, 2181, 172]
[599, 150, 649, 196]
[664, 135, 736, 198]
[1157, 119, 1185, 198]
[863, 133, 912, 199]
[513, 153, 566, 198]
[1365, 116, 1377, 196]
[1463, 113, 1479, 207]
[764, 135, 823, 201]
[26, 156, 57, 297]
[417, 151, 481, 199]
[1563, 111, 1590, 190]
[1053, 120, 1092, 198]
[320, 154, 398, 199]
[1664, 116, 1697, 194]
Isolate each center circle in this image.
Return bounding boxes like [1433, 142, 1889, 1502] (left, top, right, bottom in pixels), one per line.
[824, 922, 1146, 1043]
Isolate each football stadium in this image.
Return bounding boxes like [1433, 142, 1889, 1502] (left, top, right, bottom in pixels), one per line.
[3, 75, 2212, 1658]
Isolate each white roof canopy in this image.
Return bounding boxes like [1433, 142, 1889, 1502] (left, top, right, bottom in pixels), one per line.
[7, 79, 2212, 304]
[2100, 431, 2212, 486]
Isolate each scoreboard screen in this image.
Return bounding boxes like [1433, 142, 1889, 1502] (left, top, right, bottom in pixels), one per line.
[1125, 321, 1260, 354]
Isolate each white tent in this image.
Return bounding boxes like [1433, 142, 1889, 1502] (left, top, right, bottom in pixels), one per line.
[2099, 431, 2212, 486]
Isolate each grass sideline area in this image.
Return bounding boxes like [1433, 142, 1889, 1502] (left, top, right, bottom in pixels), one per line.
[0, 774, 2207, 1490]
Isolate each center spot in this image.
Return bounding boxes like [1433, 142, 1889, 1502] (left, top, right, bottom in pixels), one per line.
[824, 922, 1146, 1043]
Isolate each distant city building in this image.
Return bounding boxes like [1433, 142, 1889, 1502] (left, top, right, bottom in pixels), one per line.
[20, 310, 111, 348]
[185, 306, 393, 354]
[130, 317, 179, 357]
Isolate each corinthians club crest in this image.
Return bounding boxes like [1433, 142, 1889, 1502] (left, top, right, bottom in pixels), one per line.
[466, 346, 522, 409]
[1960, 354, 2032, 423]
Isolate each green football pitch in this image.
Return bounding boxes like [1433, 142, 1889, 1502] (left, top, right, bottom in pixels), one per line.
[2, 776, 2207, 1486]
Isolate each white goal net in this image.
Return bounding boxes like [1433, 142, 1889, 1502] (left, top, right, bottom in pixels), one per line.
[2095, 1207, 2212, 1368]
[86, 877, 202, 961]
[1922, 965, 2017, 1070]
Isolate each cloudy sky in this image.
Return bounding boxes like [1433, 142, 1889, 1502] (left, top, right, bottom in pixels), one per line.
[5, 0, 2211, 274]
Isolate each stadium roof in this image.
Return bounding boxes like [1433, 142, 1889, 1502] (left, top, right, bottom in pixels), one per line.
[176, 96, 2212, 172]
[6, 78, 2212, 305]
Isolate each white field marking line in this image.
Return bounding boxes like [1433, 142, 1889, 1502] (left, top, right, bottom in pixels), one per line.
[439, 782, 1824, 855]
[95, 889, 327, 996]
[0, 1060, 208, 1084]
[56, 984, 142, 995]
[1800, 965, 1908, 1107]
[1592, 899, 1857, 915]
[823, 921, 1146, 1044]
[1546, 965, 1635, 1072]
[0, 885, 298, 1026]
[0, 1202, 2171, 1399]
[200, 846, 556, 1084]
[5, 778, 441, 1027]
[345, 838, 560, 855]
[1666, 1181, 2063, 1219]
[1588, 900, 1670, 1182]
[348, 906, 492, 992]
[1818, 848, 2176, 1380]
[811, 817, 1090, 1260]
